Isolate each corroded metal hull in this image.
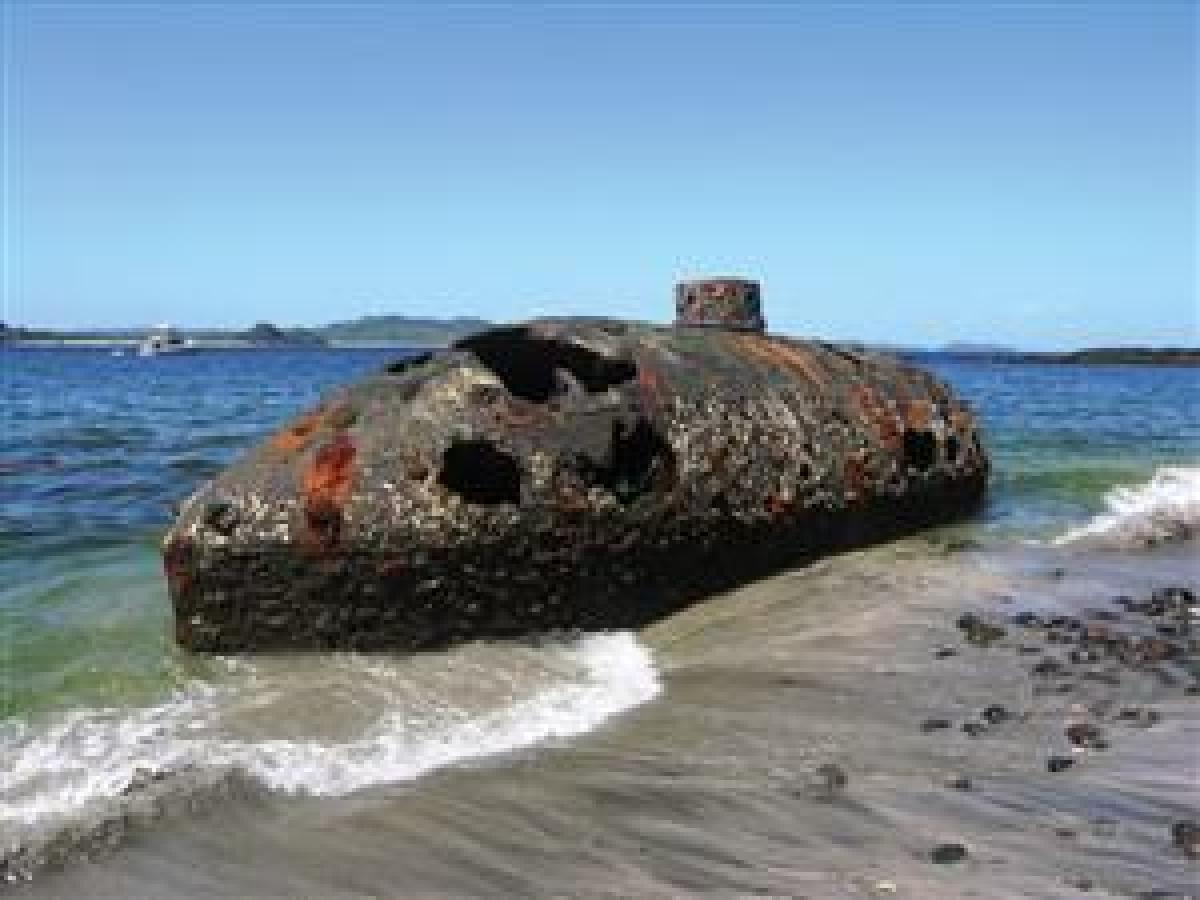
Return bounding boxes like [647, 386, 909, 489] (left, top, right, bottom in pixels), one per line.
[164, 319, 988, 651]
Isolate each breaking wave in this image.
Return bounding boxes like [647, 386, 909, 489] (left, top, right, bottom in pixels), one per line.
[1053, 465, 1200, 549]
[0, 632, 660, 880]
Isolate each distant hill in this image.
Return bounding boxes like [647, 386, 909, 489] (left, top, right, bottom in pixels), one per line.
[240, 322, 327, 346]
[3, 315, 492, 348]
[1023, 347, 1200, 366]
[940, 342, 1017, 355]
[318, 315, 491, 345]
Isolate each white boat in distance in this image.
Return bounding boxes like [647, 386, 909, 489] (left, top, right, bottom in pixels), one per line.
[138, 324, 195, 356]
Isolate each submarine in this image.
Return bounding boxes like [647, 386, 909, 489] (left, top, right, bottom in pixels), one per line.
[164, 279, 988, 651]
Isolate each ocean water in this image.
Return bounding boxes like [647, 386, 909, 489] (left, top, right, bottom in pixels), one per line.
[2, 347, 1198, 897]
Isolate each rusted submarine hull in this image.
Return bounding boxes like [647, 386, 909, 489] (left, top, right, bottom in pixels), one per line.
[164, 318, 988, 651]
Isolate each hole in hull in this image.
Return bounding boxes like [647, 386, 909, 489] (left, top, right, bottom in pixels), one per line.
[578, 417, 676, 505]
[456, 328, 637, 404]
[439, 440, 522, 505]
[903, 429, 938, 472]
[946, 434, 961, 462]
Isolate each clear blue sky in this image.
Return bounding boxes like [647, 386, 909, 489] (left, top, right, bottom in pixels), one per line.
[4, 1, 1196, 348]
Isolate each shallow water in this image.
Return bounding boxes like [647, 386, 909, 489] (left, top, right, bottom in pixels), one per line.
[2, 348, 1197, 896]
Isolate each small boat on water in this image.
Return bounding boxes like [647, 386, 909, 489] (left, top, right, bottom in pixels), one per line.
[138, 324, 194, 356]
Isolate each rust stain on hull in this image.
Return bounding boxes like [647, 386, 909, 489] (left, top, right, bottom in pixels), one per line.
[301, 433, 356, 550]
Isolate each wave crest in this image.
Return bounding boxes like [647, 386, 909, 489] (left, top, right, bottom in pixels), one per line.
[0, 632, 660, 881]
[1053, 465, 1200, 549]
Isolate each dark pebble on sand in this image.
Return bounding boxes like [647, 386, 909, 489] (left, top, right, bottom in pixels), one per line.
[947, 776, 972, 790]
[1152, 667, 1180, 687]
[1118, 707, 1162, 727]
[1011, 611, 1041, 627]
[1065, 723, 1104, 748]
[1054, 827, 1077, 839]
[929, 843, 968, 864]
[1140, 638, 1179, 662]
[965, 621, 1007, 647]
[1154, 586, 1195, 610]
[1170, 820, 1200, 858]
[1087, 608, 1121, 622]
[981, 704, 1010, 724]
[921, 718, 952, 733]
[1185, 683, 1200, 695]
[814, 763, 848, 800]
[934, 647, 958, 659]
[961, 722, 987, 738]
[1019, 645, 1042, 654]
[1047, 756, 1075, 773]
[1032, 659, 1065, 676]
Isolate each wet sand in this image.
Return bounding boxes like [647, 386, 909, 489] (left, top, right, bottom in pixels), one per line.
[14, 535, 1198, 898]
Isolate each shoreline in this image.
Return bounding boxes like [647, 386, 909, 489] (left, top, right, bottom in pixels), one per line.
[7, 537, 1198, 897]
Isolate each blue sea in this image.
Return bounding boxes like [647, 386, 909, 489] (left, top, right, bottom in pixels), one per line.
[2, 347, 1197, 897]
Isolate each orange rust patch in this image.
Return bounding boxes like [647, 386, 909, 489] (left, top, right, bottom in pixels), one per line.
[638, 364, 664, 407]
[301, 433, 356, 552]
[843, 452, 871, 501]
[492, 398, 547, 428]
[163, 536, 193, 595]
[876, 415, 903, 453]
[271, 408, 325, 454]
[379, 558, 406, 577]
[730, 334, 829, 387]
[902, 399, 933, 431]
[766, 493, 792, 517]
[303, 433, 357, 511]
[850, 384, 875, 410]
[852, 384, 903, 453]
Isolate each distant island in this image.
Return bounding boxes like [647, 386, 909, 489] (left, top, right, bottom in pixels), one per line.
[1017, 347, 1200, 366]
[1, 315, 493, 349]
[908, 345, 1199, 366]
[2, 319, 1196, 364]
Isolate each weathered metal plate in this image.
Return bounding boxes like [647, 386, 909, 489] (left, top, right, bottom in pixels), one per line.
[164, 319, 988, 651]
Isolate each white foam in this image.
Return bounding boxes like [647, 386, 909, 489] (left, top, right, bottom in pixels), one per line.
[0, 632, 660, 832]
[1053, 465, 1200, 549]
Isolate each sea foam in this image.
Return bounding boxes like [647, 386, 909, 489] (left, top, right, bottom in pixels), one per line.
[1053, 465, 1200, 549]
[0, 632, 661, 838]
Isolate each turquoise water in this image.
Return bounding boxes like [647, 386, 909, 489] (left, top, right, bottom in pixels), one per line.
[2, 347, 1198, 892]
[3, 349, 401, 720]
